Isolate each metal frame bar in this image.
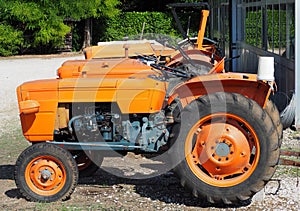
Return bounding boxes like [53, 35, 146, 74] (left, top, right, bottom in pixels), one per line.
[295, 0, 300, 128]
[238, 1, 294, 58]
[50, 141, 148, 151]
[230, 0, 239, 71]
[167, 2, 210, 40]
[241, 0, 294, 8]
[237, 41, 294, 70]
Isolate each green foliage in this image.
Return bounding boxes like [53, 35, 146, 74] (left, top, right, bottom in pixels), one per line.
[0, 24, 24, 56]
[102, 11, 178, 41]
[71, 22, 85, 51]
[120, 0, 199, 12]
[245, 9, 295, 49]
[0, 0, 205, 55]
[245, 10, 262, 48]
[58, 0, 120, 19]
[0, 0, 69, 48]
[0, 0, 120, 56]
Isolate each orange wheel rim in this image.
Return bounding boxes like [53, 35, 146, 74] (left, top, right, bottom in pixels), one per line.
[25, 156, 66, 196]
[185, 113, 260, 187]
[76, 155, 92, 171]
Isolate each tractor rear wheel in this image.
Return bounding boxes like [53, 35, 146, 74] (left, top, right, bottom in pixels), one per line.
[170, 92, 280, 205]
[15, 143, 78, 202]
[265, 99, 283, 141]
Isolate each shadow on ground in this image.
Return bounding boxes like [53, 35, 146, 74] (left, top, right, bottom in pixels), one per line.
[0, 165, 23, 199]
[0, 165, 14, 180]
[1, 164, 251, 208]
[78, 167, 251, 209]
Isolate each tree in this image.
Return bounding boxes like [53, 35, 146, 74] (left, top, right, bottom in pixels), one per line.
[58, 0, 120, 48]
[0, 0, 119, 56]
[0, 24, 24, 56]
[120, 0, 200, 12]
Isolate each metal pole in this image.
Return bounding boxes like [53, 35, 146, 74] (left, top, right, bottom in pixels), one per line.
[295, 0, 300, 128]
[229, 0, 237, 72]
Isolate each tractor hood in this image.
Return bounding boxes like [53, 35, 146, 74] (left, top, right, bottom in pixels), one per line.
[17, 76, 167, 141]
[17, 76, 167, 115]
[84, 40, 175, 59]
[57, 58, 157, 79]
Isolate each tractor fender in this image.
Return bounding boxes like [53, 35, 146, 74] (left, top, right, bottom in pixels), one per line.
[167, 72, 271, 109]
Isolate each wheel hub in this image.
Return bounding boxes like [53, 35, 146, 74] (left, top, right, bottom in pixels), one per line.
[40, 169, 52, 181]
[192, 122, 251, 177]
[215, 142, 230, 157]
[26, 157, 65, 194]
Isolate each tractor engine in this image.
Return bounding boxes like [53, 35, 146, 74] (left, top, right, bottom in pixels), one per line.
[67, 104, 169, 152]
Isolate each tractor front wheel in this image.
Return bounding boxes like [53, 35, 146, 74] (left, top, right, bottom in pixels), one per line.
[170, 92, 280, 205]
[15, 143, 78, 202]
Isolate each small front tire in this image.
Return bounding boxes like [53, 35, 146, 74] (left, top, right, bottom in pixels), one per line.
[15, 143, 78, 202]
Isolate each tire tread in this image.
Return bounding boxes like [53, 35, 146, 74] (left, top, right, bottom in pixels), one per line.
[14, 143, 78, 202]
[170, 92, 280, 205]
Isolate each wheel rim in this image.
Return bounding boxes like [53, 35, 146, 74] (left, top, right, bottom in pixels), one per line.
[185, 113, 260, 187]
[74, 153, 93, 171]
[25, 156, 67, 196]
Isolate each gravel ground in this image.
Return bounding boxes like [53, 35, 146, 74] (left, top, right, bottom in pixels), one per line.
[0, 54, 84, 133]
[0, 55, 299, 210]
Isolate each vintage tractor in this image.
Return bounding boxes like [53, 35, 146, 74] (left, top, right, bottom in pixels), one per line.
[14, 3, 282, 205]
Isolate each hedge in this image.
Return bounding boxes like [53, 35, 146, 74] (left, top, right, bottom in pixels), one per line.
[100, 11, 179, 41]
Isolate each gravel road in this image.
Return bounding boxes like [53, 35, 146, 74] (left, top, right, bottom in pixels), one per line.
[0, 55, 299, 210]
[0, 54, 84, 131]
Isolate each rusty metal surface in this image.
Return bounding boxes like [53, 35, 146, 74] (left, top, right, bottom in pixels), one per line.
[279, 150, 300, 167]
[280, 150, 300, 157]
[279, 158, 300, 167]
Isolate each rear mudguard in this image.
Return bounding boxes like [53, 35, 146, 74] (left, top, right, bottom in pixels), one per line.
[167, 72, 271, 108]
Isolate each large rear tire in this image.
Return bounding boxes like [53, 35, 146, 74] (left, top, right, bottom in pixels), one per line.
[170, 92, 280, 205]
[15, 143, 78, 202]
[265, 99, 283, 141]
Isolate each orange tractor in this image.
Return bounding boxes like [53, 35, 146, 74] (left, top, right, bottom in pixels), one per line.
[15, 3, 282, 205]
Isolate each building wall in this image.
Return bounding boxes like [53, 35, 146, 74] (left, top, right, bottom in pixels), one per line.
[208, 0, 295, 111]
